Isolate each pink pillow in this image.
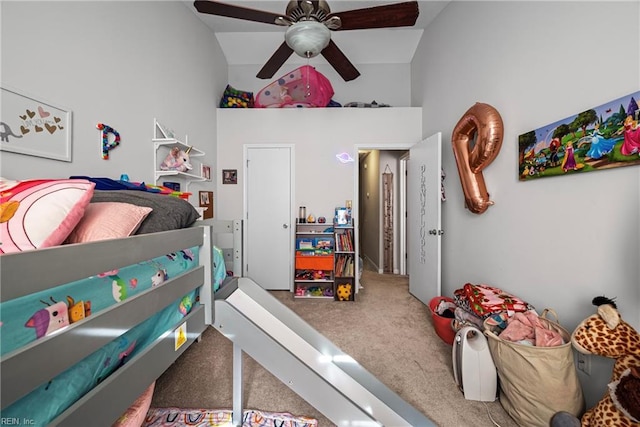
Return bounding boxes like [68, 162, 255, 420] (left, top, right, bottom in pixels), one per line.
[112, 381, 155, 427]
[0, 179, 95, 254]
[66, 202, 153, 243]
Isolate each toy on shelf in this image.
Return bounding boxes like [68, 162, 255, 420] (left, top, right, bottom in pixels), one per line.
[219, 84, 254, 109]
[309, 287, 323, 297]
[159, 146, 193, 172]
[254, 66, 333, 109]
[336, 283, 352, 301]
[552, 296, 640, 427]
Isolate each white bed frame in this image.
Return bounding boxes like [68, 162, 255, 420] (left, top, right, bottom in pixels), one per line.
[0, 220, 242, 426]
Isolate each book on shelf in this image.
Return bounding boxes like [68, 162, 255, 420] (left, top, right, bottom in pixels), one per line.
[335, 254, 354, 277]
[336, 229, 354, 252]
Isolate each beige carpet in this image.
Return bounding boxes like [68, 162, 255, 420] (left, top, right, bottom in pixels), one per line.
[152, 270, 518, 427]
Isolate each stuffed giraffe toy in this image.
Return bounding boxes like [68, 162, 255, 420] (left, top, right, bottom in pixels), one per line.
[567, 296, 640, 427]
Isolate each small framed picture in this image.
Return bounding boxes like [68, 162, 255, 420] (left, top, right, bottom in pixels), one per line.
[201, 164, 211, 181]
[199, 190, 213, 219]
[335, 207, 351, 226]
[199, 191, 209, 205]
[222, 169, 237, 184]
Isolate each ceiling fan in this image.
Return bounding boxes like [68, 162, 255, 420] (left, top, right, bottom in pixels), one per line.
[193, 0, 420, 81]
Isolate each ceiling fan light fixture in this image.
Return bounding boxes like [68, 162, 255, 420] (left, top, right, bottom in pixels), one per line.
[284, 21, 331, 59]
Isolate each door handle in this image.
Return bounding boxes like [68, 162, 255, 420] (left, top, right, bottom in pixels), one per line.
[429, 229, 444, 235]
[283, 224, 289, 229]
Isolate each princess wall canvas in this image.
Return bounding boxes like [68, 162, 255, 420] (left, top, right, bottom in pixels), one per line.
[518, 91, 640, 181]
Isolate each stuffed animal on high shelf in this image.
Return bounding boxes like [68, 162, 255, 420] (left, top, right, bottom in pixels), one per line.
[553, 296, 640, 427]
[159, 146, 193, 172]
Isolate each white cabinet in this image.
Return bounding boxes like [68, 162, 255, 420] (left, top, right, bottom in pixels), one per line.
[153, 119, 205, 192]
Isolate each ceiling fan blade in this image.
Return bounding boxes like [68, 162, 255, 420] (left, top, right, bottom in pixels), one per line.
[327, 1, 419, 31]
[193, 1, 284, 26]
[321, 40, 360, 82]
[256, 42, 295, 79]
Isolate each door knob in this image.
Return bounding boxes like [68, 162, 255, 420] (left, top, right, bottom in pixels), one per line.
[283, 224, 289, 229]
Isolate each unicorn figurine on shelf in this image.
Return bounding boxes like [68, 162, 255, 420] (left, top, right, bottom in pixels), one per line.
[159, 146, 193, 172]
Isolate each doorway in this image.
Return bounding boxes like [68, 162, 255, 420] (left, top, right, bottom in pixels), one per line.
[355, 134, 442, 305]
[358, 149, 408, 276]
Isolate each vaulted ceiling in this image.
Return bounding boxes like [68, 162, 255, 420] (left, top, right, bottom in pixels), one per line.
[186, 1, 450, 69]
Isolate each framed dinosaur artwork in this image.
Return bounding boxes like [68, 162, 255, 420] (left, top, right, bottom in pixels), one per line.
[0, 86, 72, 162]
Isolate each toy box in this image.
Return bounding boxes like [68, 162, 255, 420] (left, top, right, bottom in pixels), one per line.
[313, 237, 334, 250]
[296, 238, 314, 250]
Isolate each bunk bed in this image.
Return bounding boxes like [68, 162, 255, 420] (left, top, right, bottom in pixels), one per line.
[0, 178, 242, 426]
[1, 177, 436, 427]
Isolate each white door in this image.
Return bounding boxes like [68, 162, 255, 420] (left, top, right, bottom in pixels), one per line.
[407, 133, 442, 305]
[245, 146, 293, 290]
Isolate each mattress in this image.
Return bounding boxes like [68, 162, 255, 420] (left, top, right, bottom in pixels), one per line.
[1, 246, 200, 356]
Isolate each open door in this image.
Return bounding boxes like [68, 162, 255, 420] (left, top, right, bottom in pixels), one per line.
[407, 133, 442, 305]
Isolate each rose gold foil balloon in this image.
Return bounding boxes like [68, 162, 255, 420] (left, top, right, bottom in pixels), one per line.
[451, 103, 504, 214]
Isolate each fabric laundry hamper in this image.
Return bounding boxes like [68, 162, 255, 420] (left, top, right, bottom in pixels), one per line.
[483, 311, 585, 427]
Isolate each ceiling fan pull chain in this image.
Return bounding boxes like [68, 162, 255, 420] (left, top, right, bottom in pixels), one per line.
[305, 58, 311, 98]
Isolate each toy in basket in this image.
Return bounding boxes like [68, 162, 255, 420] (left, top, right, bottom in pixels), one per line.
[254, 65, 333, 108]
[219, 84, 254, 108]
[428, 296, 456, 345]
[484, 309, 584, 427]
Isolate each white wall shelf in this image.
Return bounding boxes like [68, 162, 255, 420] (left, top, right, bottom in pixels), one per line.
[152, 138, 204, 157]
[153, 118, 205, 192]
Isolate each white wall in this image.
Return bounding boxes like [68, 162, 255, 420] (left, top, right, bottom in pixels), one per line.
[1, 1, 227, 198]
[216, 108, 422, 221]
[412, 0, 640, 408]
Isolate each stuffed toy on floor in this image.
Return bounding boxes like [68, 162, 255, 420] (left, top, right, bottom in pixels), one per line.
[552, 296, 640, 427]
